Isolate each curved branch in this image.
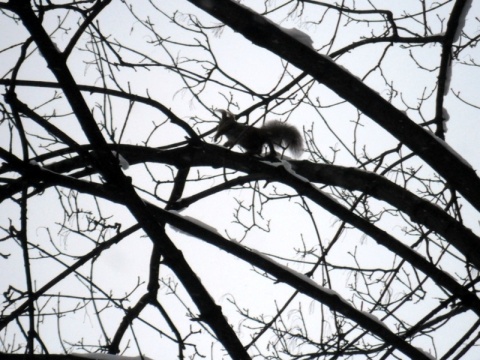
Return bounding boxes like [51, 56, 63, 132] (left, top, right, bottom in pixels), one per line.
[292, 161, 480, 268]
[186, 0, 480, 214]
[112, 144, 480, 270]
[3, 141, 480, 269]
[0, 146, 250, 360]
[1, 158, 438, 360]
[0, 79, 199, 141]
[3, 146, 480, 360]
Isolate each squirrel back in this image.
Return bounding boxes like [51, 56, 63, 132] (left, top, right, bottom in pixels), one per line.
[215, 110, 303, 157]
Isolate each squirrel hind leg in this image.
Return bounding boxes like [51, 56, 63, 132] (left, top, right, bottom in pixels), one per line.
[224, 139, 235, 148]
[245, 144, 264, 156]
[266, 140, 277, 158]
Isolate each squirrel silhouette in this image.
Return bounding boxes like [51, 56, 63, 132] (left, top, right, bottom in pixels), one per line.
[214, 110, 303, 157]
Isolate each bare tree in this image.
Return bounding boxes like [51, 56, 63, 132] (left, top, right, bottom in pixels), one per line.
[1, 0, 480, 359]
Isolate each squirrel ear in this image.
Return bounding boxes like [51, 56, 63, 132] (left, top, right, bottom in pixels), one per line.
[215, 109, 235, 121]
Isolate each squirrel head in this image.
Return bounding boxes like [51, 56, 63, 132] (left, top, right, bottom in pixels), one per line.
[216, 109, 235, 123]
[214, 109, 236, 140]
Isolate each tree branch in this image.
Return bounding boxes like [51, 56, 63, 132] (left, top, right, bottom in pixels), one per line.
[186, 0, 480, 213]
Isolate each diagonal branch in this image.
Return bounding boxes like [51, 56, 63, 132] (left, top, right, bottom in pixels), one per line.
[434, 0, 472, 138]
[8, 160, 439, 360]
[4, 152, 477, 360]
[186, 0, 480, 213]
[4, 3, 249, 357]
[63, 0, 112, 59]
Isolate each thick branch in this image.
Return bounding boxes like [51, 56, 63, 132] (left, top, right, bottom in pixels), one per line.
[94, 144, 480, 269]
[8, 0, 122, 183]
[4, 142, 480, 270]
[435, 0, 472, 138]
[2, 151, 474, 360]
[0, 147, 249, 360]
[186, 0, 480, 213]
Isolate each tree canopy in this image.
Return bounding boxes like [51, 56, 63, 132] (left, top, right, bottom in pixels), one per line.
[1, 0, 480, 359]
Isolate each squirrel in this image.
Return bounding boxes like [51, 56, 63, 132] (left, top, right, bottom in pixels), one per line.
[214, 109, 303, 157]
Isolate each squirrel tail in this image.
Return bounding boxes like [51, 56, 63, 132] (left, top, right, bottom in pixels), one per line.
[263, 121, 303, 157]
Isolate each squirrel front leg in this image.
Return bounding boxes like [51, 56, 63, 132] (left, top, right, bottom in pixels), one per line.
[224, 138, 236, 148]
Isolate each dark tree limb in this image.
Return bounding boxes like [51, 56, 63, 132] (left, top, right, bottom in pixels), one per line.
[4, 3, 248, 358]
[186, 0, 480, 214]
[434, 0, 472, 139]
[1, 151, 471, 360]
